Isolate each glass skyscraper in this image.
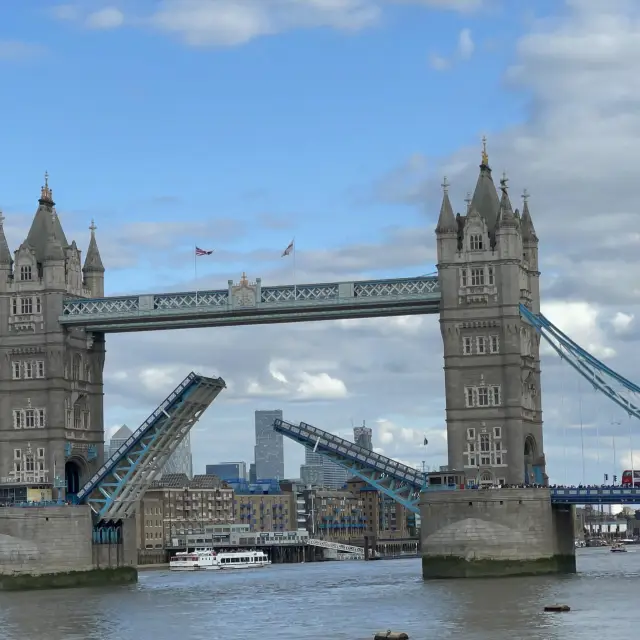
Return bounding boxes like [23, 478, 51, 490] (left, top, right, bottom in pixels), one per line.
[254, 410, 285, 480]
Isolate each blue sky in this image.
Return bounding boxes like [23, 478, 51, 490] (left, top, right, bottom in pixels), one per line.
[3, 0, 640, 484]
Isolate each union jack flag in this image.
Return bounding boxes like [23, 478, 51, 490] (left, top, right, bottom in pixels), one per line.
[281, 240, 294, 257]
[195, 246, 213, 256]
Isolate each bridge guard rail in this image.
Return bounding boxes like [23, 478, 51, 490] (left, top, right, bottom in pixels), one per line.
[77, 372, 226, 522]
[272, 419, 425, 513]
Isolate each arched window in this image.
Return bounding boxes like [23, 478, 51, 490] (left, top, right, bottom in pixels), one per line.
[72, 354, 82, 380]
[469, 234, 483, 251]
[479, 471, 493, 485]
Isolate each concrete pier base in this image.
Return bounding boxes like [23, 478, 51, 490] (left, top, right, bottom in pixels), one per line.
[420, 488, 576, 579]
[0, 505, 138, 590]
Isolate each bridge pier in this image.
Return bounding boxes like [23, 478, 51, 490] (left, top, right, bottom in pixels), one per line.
[420, 488, 575, 578]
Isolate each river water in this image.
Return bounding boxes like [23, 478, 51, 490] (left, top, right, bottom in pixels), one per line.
[0, 549, 637, 639]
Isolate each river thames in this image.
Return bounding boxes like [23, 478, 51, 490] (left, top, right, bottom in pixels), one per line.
[0, 549, 637, 639]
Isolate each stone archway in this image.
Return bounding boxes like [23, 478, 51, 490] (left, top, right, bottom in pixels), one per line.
[65, 459, 83, 497]
[524, 435, 537, 485]
[478, 470, 493, 487]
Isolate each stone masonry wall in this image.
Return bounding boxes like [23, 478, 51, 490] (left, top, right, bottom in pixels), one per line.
[420, 488, 576, 578]
[0, 505, 93, 575]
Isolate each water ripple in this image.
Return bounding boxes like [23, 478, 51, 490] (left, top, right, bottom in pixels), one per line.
[0, 551, 637, 639]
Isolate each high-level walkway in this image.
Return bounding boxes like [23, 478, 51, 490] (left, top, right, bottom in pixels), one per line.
[59, 275, 440, 332]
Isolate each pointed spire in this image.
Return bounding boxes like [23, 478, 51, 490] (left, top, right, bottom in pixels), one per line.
[39, 171, 54, 206]
[44, 211, 65, 262]
[470, 137, 500, 233]
[435, 176, 456, 233]
[464, 191, 472, 213]
[0, 209, 12, 266]
[520, 188, 538, 243]
[481, 136, 489, 167]
[497, 172, 517, 228]
[83, 219, 105, 273]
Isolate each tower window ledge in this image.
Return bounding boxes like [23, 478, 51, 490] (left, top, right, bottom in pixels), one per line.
[9, 314, 43, 323]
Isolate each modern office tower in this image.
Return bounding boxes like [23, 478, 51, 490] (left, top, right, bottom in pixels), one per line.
[206, 462, 247, 481]
[249, 463, 257, 484]
[254, 410, 284, 480]
[162, 432, 193, 479]
[301, 446, 348, 489]
[107, 425, 133, 459]
[354, 422, 373, 450]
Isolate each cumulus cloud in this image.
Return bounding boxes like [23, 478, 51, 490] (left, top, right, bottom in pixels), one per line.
[49, 0, 485, 46]
[428, 27, 476, 70]
[25, 0, 640, 487]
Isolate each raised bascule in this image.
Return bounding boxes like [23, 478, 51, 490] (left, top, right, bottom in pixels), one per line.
[1, 143, 639, 587]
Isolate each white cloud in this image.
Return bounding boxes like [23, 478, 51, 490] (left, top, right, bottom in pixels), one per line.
[49, 0, 482, 46]
[428, 27, 475, 70]
[0, 40, 45, 60]
[541, 300, 616, 360]
[612, 312, 634, 335]
[86, 7, 124, 30]
[457, 27, 474, 58]
[428, 53, 450, 71]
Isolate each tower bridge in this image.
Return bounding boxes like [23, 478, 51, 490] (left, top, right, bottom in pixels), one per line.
[1, 143, 639, 586]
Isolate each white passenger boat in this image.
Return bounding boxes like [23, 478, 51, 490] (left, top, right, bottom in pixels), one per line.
[169, 548, 271, 571]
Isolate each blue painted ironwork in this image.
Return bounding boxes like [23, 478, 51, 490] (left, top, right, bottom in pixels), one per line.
[58, 275, 440, 333]
[93, 524, 122, 544]
[77, 372, 226, 522]
[520, 304, 640, 420]
[550, 487, 640, 504]
[272, 419, 426, 514]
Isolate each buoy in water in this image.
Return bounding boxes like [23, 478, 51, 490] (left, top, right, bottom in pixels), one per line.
[544, 604, 571, 613]
[374, 632, 409, 640]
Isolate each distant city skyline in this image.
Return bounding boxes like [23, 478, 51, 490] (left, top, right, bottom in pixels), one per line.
[254, 410, 285, 480]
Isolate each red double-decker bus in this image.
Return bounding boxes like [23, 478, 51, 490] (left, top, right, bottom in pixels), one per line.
[621, 470, 640, 487]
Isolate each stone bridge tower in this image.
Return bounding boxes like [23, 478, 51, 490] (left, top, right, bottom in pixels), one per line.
[435, 142, 545, 487]
[0, 175, 105, 500]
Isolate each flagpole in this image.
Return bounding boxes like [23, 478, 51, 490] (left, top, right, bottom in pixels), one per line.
[194, 244, 198, 306]
[293, 236, 297, 300]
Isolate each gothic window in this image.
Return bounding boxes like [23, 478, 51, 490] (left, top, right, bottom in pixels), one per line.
[25, 409, 35, 429]
[462, 337, 472, 355]
[463, 385, 502, 407]
[471, 268, 484, 286]
[460, 268, 468, 287]
[12, 411, 24, 429]
[12, 407, 45, 429]
[65, 400, 72, 429]
[12, 445, 48, 483]
[36, 361, 45, 378]
[20, 265, 32, 281]
[493, 427, 501, 438]
[73, 354, 82, 380]
[489, 335, 499, 353]
[24, 361, 33, 379]
[85, 364, 91, 383]
[476, 336, 486, 354]
[465, 388, 474, 407]
[497, 477, 505, 486]
[479, 471, 493, 484]
[11, 362, 21, 380]
[74, 404, 82, 429]
[20, 297, 32, 315]
[488, 266, 495, 285]
[467, 428, 475, 439]
[470, 234, 483, 251]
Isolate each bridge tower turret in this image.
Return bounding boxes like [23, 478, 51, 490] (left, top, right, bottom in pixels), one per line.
[435, 140, 546, 487]
[0, 175, 105, 500]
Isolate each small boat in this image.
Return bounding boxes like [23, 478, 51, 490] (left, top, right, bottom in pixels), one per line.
[169, 548, 271, 571]
[611, 543, 627, 553]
